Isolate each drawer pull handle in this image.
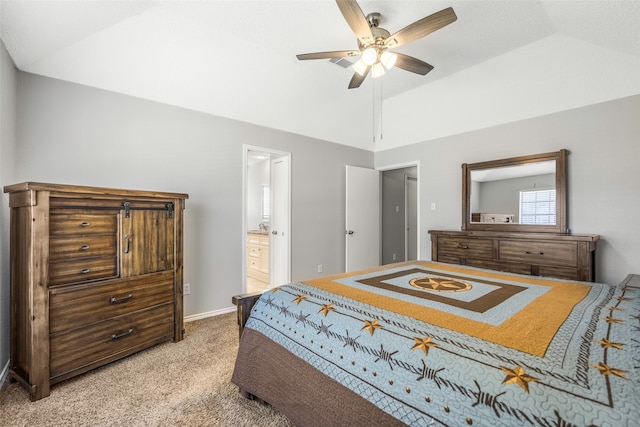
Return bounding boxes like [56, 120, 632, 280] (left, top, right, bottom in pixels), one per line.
[123, 234, 130, 254]
[525, 251, 544, 255]
[109, 294, 133, 304]
[458, 245, 470, 249]
[111, 328, 134, 340]
[81, 268, 91, 274]
[81, 245, 90, 251]
[81, 221, 90, 227]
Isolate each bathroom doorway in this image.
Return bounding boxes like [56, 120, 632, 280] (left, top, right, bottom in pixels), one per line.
[243, 146, 291, 293]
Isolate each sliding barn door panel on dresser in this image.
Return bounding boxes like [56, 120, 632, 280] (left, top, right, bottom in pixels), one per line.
[4, 182, 188, 401]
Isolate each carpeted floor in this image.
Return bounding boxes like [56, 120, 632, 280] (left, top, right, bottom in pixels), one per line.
[0, 312, 293, 426]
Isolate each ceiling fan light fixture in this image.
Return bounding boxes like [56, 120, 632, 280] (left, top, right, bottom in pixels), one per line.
[352, 59, 368, 76]
[380, 51, 397, 69]
[372, 62, 385, 78]
[361, 47, 378, 66]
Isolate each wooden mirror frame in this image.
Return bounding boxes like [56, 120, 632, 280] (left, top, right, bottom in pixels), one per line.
[462, 149, 568, 233]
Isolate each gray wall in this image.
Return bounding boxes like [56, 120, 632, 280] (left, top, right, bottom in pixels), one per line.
[12, 72, 373, 323]
[376, 95, 640, 285]
[0, 41, 17, 381]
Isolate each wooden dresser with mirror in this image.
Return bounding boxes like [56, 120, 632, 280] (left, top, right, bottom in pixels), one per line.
[430, 150, 599, 282]
[4, 182, 188, 401]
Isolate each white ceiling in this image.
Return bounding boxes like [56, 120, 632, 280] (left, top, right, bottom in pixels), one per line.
[1, 0, 639, 152]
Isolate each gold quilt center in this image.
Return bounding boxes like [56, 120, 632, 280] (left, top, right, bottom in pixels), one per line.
[409, 276, 472, 292]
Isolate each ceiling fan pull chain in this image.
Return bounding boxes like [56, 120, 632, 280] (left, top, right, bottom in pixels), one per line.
[372, 79, 383, 143]
[372, 79, 376, 143]
[380, 79, 383, 141]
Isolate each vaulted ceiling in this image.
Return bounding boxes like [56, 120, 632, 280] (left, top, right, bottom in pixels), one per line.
[1, 1, 639, 152]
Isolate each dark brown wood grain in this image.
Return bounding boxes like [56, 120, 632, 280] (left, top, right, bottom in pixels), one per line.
[4, 182, 188, 401]
[429, 230, 599, 282]
[232, 292, 263, 338]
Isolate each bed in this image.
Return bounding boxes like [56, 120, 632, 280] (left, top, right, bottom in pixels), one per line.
[231, 261, 639, 426]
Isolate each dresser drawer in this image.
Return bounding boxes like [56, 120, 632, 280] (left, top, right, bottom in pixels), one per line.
[49, 303, 174, 380]
[50, 235, 116, 261]
[50, 214, 117, 236]
[438, 237, 493, 259]
[538, 265, 580, 280]
[49, 257, 118, 286]
[499, 241, 577, 267]
[50, 271, 175, 333]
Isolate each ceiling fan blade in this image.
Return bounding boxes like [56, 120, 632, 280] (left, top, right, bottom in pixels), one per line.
[385, 7, 457, 48]
[348, 66, 370, 89]
[336, 0, 374, 45]
[296, 50, 359, 60]
[394, 53, 434, 75]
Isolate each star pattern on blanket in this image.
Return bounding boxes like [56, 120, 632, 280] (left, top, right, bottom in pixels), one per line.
[595, 338, 624, 350]
[242, 268, 640, 427]
[409, 276, 472, 292]
[604, 316, 623, 324]
[411, 336, 438, 356]
[318, 303, 335, 317]
[500, 366, 538, 393]
[593, 362, 629, 379]
[361, 319, 383, 335]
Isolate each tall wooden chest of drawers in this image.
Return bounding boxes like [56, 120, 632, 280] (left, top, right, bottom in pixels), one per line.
[4, 182, 188, 401]
[429, 230, 599, 282]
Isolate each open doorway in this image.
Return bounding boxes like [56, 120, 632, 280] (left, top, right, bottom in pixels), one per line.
[381, 164, 419, 265]
[243, 146, 291, 293]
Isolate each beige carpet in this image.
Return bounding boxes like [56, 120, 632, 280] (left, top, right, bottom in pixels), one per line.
[0, 312, 293, 426]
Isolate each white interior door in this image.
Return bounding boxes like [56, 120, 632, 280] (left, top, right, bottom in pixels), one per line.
[345, 165, 380, 272]
[270, 155, 290, 286]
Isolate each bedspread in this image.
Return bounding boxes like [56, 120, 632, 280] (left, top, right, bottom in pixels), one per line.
[239, 262, 639, 426]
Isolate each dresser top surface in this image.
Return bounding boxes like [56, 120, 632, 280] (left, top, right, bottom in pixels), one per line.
[428, 229, 599, 242]
[4, 182, 188, 200]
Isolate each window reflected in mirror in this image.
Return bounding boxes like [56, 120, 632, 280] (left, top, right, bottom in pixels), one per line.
[470, 160, 555, 225]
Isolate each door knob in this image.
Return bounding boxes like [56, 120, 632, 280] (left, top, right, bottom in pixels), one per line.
[272, 230, 278, 235]
[346, 230, 354, 235]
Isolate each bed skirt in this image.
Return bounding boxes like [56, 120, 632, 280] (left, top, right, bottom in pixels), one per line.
[232, 328, 410, 426]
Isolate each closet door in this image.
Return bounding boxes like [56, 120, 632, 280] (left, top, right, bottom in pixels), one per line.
[121, 207, 175, 277]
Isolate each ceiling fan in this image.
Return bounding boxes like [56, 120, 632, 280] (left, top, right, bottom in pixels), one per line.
[296, 0, 457, 89]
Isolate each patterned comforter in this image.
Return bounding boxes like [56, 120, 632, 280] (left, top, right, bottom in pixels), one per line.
[237, 262, 639, 426]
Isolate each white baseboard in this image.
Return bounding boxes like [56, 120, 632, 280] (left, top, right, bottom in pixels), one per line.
[184, 305, 235, 323]
[1, 359, 8, 388]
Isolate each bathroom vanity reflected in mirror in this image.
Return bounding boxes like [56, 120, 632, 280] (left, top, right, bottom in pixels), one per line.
[462, 150, 567, 233]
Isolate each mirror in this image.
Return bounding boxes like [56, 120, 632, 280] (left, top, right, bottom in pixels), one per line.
[462, 150, 567, 233]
